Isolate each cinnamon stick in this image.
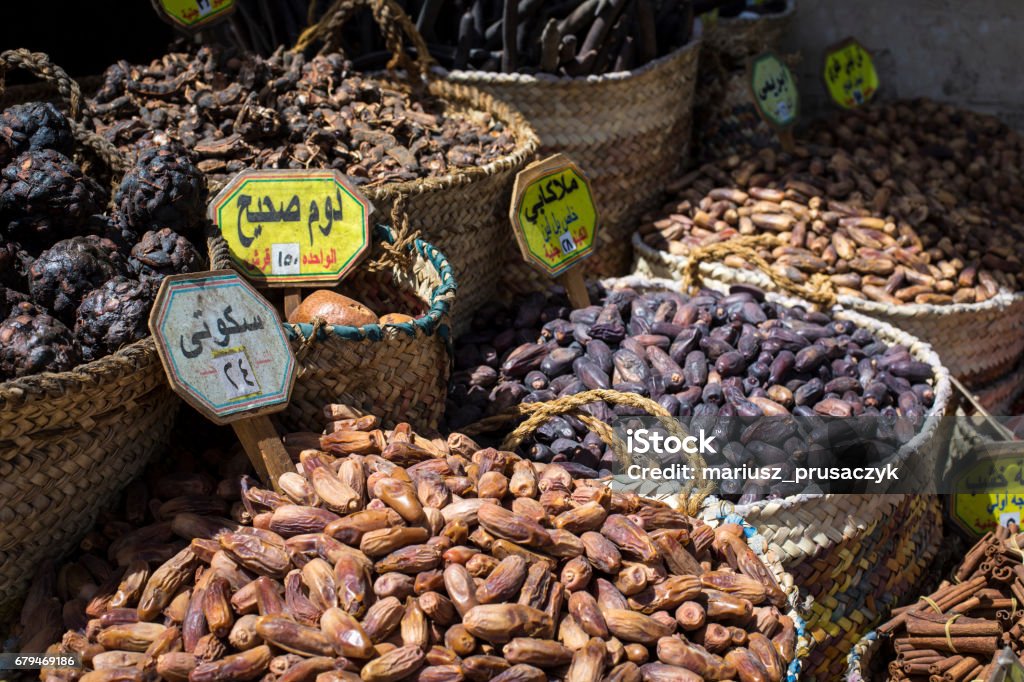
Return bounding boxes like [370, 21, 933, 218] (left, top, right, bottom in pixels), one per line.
[905, 614, 1001, 638]
[900, 636, 998, 656]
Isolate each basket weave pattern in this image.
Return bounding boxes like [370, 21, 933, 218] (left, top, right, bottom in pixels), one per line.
[0, 342, 178, 621]
[210, 227, 455, 434]
[443, 38, 701, 292]
[693, 1, 796, 163]
[0, 50, 179, 620]
[789, 495, 943, 680]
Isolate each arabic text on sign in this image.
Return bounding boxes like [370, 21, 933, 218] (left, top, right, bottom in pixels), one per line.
[179, 305, 266, 360]
[954, 457, 1024, 536]
[824, 41, 878, 109]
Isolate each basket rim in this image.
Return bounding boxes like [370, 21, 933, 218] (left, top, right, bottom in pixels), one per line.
[437, 28, 702, 87]
[632, 230, 1024, 318]
[284, 225, 455, 343]
[354, 77, 539, 199]
[0, 336, 159, 408]
[208, 224, 455, 343]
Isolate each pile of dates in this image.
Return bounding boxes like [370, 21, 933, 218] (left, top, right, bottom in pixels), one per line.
[638, 141, 1021, 306]
[21, 409, 799, 682]
[85, 46, 520, 193]
[447, 283, 938, 499]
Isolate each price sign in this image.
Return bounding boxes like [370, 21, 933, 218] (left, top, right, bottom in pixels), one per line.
[210, 169, 373, 288]
[509, 154, 598, 309]
[510, 154, 598, 277]
[149, 270, 296, 488]
[948, 442, 1024, 538]
[823, 37, 879, 109]
[151, 0, 235, 31]
[749, 52, 799, 130]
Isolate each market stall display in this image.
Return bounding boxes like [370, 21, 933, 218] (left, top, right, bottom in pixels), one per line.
[448, 278, 948, 491]
[21, 408, 805, 682]
[292, 0, 702, 286]
[84, 3, 537, 325]
[0, 49, 207, 620]
[634, 135, 1024, 384]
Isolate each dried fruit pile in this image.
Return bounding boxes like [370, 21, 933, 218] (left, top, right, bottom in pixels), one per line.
[0, 102, 207, 379]
[447, 283, 938, 499]
[22, 410, 799, 682]
[386, 0, 696, 76]
[638, 136, 1023, 306]
[85, 46, 519, 193]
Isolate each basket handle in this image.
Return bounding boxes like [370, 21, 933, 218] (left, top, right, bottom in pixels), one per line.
[293, 0, 433, 80]
[681, 234, 838, 308]
[0, 49, 82, 120]
[464, 388, 715, 516]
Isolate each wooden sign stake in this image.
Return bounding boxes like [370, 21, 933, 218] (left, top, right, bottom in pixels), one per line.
[509, 154, 600, 307]
[232, 417, 293, 491]
[149, 271, 300, 493]
[283, 288, 303, 320]
[559, 267, 591, 309]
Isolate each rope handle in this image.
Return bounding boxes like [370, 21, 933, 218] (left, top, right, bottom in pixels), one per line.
[367, 194, 420, 273]
[0, 49, 82, 120]
[680, 234, 838, 308]
[293, 0, 433, 80]
[0, 50, 126, 179]
[464, 388, 714, 516]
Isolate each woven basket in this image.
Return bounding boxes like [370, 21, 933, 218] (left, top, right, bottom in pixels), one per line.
[209, 224, 454, 434]
[972, 359, 1024, 416]
[439, 33, 702, 293]
[0, 50, 178, 621]
[476, 383, 811, 678]
[693, 0, 797, 163]
[633, 232, 1024, 386]
[293, 0, 538, 333]
[601, 275, 952, 679]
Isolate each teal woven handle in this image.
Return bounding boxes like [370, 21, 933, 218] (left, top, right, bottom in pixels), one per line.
[284, 224, 455, 343]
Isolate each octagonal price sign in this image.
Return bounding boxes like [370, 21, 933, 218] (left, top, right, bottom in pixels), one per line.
[749, 51, 799, 130]
[510, 154, 599, 278]
[149, 270, 296, 425]
[823, 37, 879, 109]
[210, 169, 373, 287]
[151, 0, 235, 32]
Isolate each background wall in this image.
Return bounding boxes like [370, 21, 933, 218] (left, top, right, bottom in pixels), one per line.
[783, 0, 1024, 130]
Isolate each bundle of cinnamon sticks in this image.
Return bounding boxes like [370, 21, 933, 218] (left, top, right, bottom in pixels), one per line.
[873, 522, 1024, 681]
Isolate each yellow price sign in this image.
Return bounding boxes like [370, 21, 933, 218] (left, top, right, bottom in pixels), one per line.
[209, 169, 373, 287]
[949, 445, 1024, 538]
[749, 51, 799, 130]
[152, 0, 235, 31]
[509, 154, 598, 277]
[823, 37, 879, 109]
